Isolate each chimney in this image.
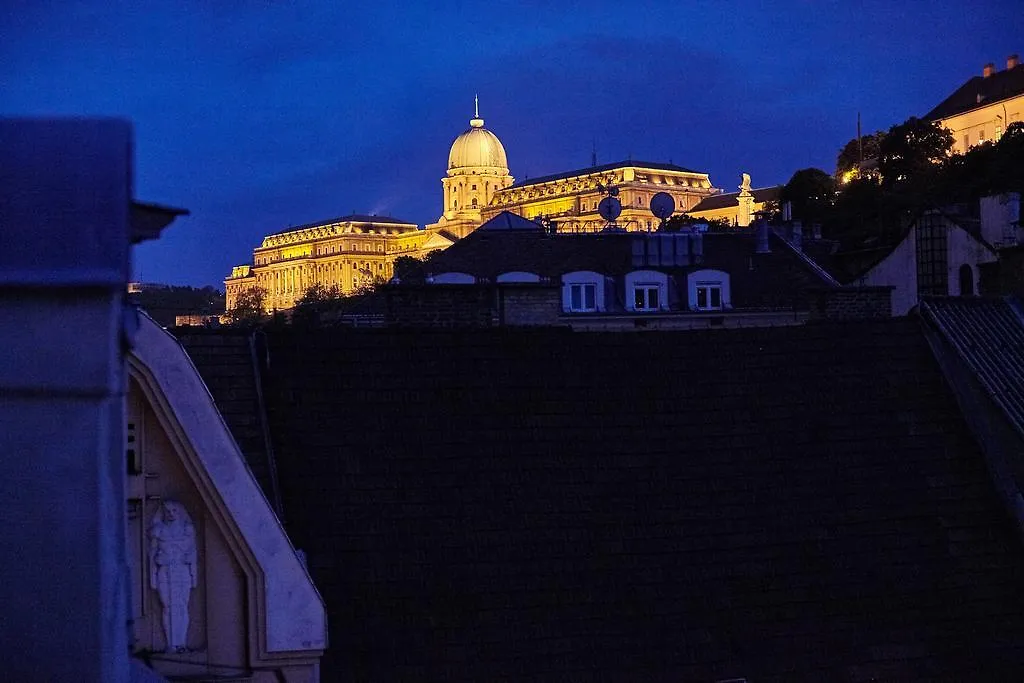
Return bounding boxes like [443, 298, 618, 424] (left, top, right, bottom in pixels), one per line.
[1009, 54, 1020, 70]
[983, 62, 996, 78]
[755, 218, 771, 254]
[791, 220, 803, 252]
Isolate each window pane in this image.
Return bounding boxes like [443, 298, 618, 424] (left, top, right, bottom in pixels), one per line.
[710, 287, 721, 308]
[697, 287, 707, 308]
[634, 288, 645, 309]
[584, 284, 596, 310]
[571, 285, 582, 310]
[649, 287, 659, 309]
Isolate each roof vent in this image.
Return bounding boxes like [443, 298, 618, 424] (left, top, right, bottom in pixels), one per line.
[1009, 54, 1020, 70]
[983, 62, 996, 78]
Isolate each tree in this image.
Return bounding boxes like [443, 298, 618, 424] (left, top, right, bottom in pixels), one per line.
[878, 116, 953, 192]
[779, 168, 835, 225]
[225, 287, 266, 327]
[836, 131, 886, 183]
[391, 255, 424, 282]
[291, 283, 343, 327]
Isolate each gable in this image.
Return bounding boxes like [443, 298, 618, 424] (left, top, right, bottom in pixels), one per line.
[128, 313, 326, 658]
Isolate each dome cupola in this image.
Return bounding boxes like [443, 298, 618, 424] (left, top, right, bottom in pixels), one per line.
[447, 97, 509, 172]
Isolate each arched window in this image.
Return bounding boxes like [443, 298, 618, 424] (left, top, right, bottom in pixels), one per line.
[472, 197, 478, 207]
[959, 264, 975, 296]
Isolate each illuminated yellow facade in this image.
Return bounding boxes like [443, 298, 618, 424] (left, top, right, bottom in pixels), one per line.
[927, 55, 1023, 155]
[429, 102, 719, 236]
[224, 215, 452, 311]
[484, 161, 717, 232]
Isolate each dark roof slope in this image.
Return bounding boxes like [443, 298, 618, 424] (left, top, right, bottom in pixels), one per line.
[925, 63, 1024, 120]
[215, 321, 1024, 681]
[173, 329, 283, 517]
[687, 186, 782, 214]
[921, 296, 1024, 435]
[510, 160, 699, 189]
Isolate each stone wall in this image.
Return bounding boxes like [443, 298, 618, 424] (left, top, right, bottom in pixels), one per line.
[385, 284, 563, 327]
[810, 287, 894, 321]
[498, 286, 562, 326]
[386, 285, 499, 327]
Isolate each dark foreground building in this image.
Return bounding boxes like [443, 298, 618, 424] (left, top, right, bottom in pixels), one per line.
[179, 306, 1024, 682]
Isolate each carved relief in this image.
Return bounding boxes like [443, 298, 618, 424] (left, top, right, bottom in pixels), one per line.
[149, 500, 198, 652]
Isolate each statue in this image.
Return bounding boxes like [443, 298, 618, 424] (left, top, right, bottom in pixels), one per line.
[737, 173, 754, 227]
[149, 500, 197, 652]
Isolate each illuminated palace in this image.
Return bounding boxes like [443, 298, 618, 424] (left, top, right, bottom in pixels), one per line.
[224, 215, 452, 311]
[227, 101, 730, 310]
[427, 102, 720, 235]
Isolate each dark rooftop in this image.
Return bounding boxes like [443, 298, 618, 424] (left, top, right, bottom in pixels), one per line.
[418, 218, 833, 310]
[688, 186, 782, 214]
[509, 160, 700, 189]
[921, 296, 1024, 436]
[180, 320, 1024, 681]
[925, 61, 1024, 121]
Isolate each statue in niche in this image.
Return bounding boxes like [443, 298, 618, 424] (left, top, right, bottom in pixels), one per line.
[148, 500, 197, 652]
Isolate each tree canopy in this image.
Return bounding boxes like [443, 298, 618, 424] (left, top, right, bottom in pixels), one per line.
[779, 168, 835, 225]
[878, 116, 953, 192]
[225, 287, 266, 327]
[836, 130, 886, 182]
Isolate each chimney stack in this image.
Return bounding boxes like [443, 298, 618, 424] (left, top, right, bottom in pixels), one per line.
[983, 62, 996, 78]
[755, 218, 771, 254]
[1009, 54, 1020, 70]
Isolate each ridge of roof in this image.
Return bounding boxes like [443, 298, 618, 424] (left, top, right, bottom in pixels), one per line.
[688, 186, 782, 213]
[925, 63, 1024, 121]
[266, 213, 417, 238]
[508, 160, 701, 189]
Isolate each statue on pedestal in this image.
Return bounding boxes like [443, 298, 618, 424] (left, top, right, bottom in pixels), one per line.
[149, 500, 197, 652]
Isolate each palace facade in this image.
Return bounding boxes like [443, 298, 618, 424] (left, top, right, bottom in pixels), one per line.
[224, 214, 452, 311]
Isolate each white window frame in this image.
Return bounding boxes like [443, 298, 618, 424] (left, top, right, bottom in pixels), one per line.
[633, 283, 662, 311]
[687, 269, 731, 311]
[562, 271, 606, 313]
[694, 282, 723, 310]
[568, 282, 598, 312]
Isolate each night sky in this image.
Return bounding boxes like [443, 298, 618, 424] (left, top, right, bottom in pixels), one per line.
[5, 1, 1022, 287]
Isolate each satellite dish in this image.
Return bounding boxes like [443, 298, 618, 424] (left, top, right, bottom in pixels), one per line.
[598, 196, 622, 222]
[650, 192, 675, 220]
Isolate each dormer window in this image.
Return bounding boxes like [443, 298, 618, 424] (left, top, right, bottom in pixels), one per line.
[625, 270, 669, 312]
[687, 269, 731, 311]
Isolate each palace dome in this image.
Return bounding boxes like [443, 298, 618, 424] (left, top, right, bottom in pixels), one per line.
[448, 110, 508, 172]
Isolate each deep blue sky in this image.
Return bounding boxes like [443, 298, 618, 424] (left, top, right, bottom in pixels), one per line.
[5, 1, 1022, 287]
